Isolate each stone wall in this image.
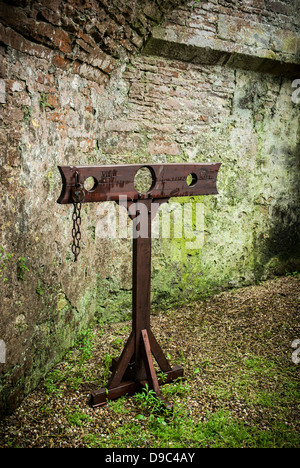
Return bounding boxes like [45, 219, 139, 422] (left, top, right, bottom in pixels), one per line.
[0, 0, 299, 415]
[145, 0, 300, 74]
[101, 53, 300, 302]
[0, 0, 190, 415]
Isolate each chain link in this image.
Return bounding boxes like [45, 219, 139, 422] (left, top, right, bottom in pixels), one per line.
[72, 202, 82, 262]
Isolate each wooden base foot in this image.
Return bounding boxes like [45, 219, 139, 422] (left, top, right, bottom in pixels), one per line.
[90, 329, 184, 409]
[90, 365, 184, 408]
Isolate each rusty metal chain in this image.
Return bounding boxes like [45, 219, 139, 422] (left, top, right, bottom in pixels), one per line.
[71, 170, 85, 262]
[72, 202, 82, 262]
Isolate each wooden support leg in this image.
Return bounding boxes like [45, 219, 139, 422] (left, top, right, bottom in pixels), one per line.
[141, 329, 161, 395]
[141, 329, 173, 410]
[107, 332, 134, 388]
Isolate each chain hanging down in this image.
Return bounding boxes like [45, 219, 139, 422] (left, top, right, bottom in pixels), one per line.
[72, 202, 82, 262]
[71, 170, 85, 262]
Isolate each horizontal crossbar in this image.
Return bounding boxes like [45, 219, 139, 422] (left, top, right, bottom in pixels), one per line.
[57, 163, 221, 204]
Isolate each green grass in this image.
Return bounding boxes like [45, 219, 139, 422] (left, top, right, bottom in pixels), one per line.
[82, 357, 299, 448]
[83, 404, 299, 449]
[65, 407, 93, 427]
[3, 275, 299, 450]
[40, 332, 299, 449]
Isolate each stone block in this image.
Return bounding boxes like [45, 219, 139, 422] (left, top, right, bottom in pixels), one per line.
[105, 120, 139, 132]
[0, 79, 6, 103]
[148, 138, 181, 155]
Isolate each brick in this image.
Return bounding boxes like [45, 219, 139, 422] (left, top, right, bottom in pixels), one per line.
[0, 53, 7, 78]
[75, 42, 117, 73]
[0, 128, 7, 146]
[130, 31, 144, 48]
[266, 0, 294, 16]
[36, 22, 72, 54]
[36, 6, 63, 27]
[163, 97, 181, 110]
[0, 2, 28, 32]
[7, 146, 21, 167]
[77, 30, 97, 48]
[72, 62, 109, 85]
[76, 38, 93, 54]
[0, 24, 53, 61]
[46, 94, 59, 109]
[144, 2, 163, 22]
[79, 139, 97, 152]
[48, 112, 64, 123]
[148, 139, 181, 155]
[105, 120, 139, 132]
[52, 54, 72, 71]
[198, 115, 209, 122]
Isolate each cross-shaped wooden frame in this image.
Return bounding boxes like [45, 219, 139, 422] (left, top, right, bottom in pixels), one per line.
[58, 163, 221, 408]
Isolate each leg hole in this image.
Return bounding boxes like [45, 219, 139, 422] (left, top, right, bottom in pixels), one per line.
[186, 173, 198, 187]
[134, 166, 156, 194]
[84, 176, 98, 192]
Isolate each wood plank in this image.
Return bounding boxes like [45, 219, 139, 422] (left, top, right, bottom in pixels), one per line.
[141, 329, 161, 395]
[108, 332, 135, 388]
[57, 163, 221, 204]
[91, 381, 138, 408]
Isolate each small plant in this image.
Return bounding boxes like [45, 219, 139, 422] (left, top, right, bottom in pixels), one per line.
[108, 396, 130, 414]
[161, 379, 190, 397]
[36, 280, 44, 296]
[21, 105, 32, 123]
[44, 369, 64, 398]
[40, 92, 54, 111]
[65, 329, 96, 390]
[111, 337, 124, 350]
[78, 329, 94, 362]
[65, 407, 93, 427]
[17, 256, 29, 281]
[135, 384, 172, 418]
[102, 353, 114, 381]
[157, 371, 168, 383]
[0, 246, 14, 283]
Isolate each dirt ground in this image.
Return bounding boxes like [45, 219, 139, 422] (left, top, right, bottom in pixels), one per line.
[0, 274, 299, 448]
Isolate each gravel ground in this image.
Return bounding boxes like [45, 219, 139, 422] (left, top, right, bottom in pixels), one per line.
[0, 275, 299, 448]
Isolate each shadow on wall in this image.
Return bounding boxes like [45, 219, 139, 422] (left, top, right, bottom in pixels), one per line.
[253, 171, 300, 281]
